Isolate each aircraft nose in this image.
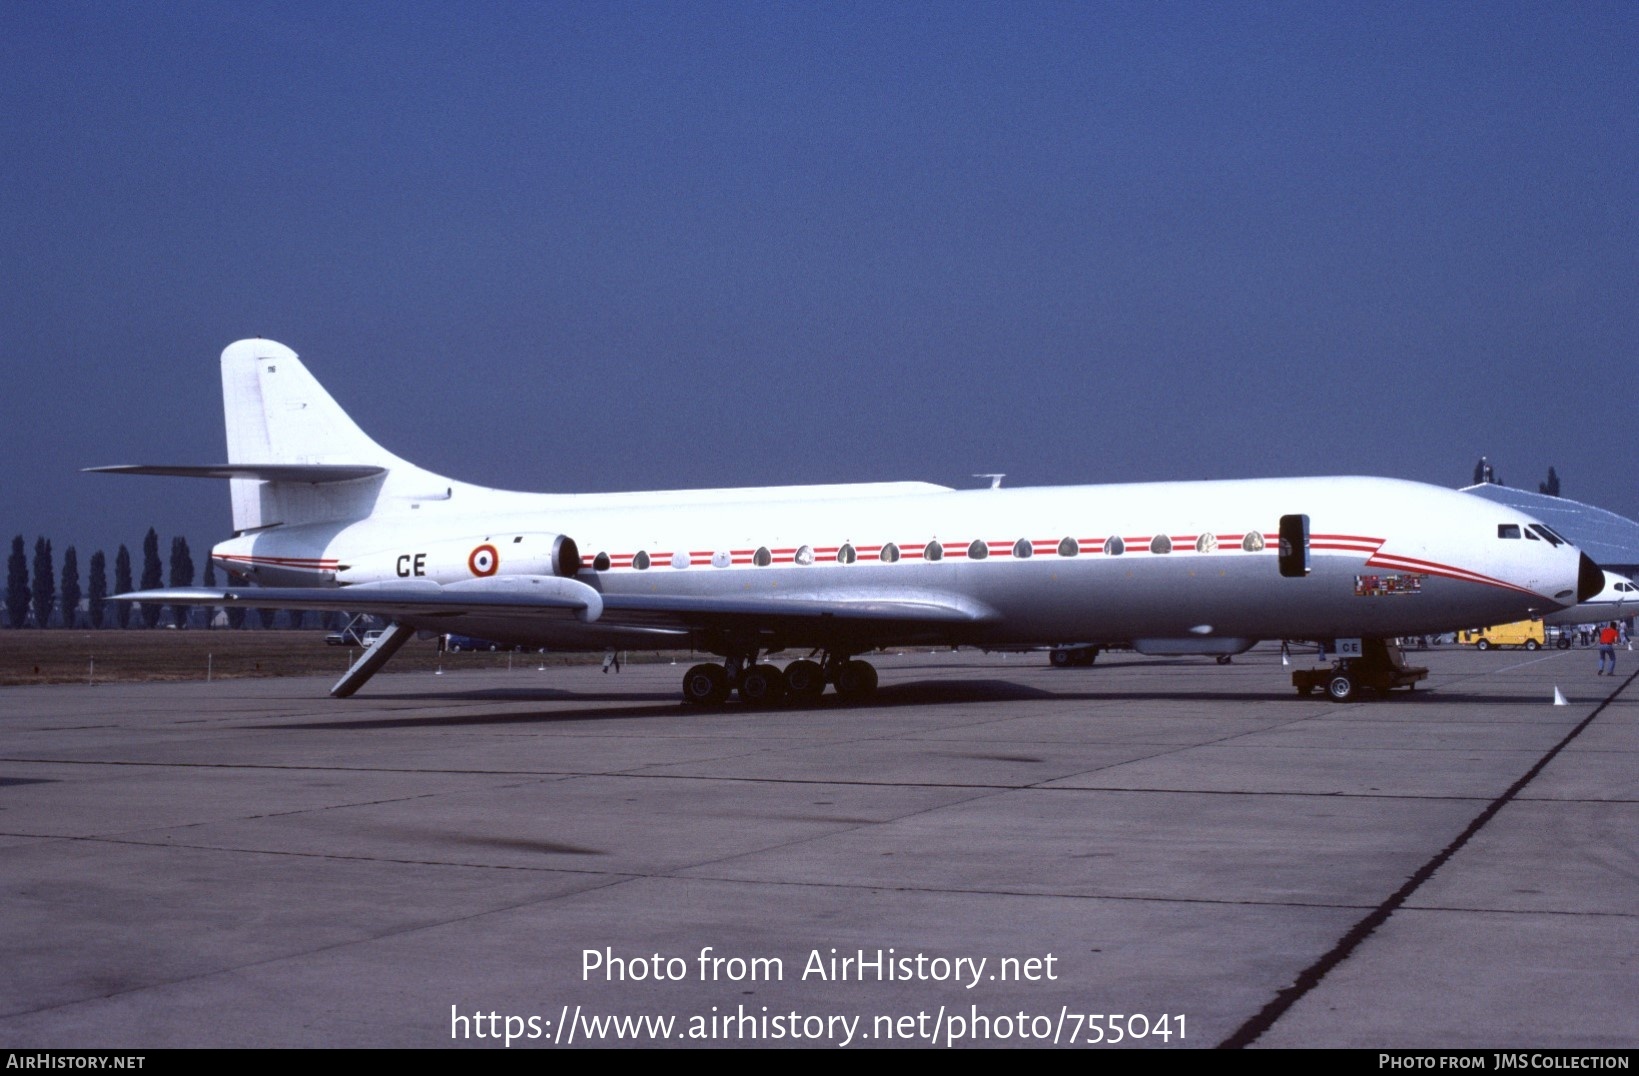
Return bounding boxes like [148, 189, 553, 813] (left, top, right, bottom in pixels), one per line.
[1578, 553, 1604, 604]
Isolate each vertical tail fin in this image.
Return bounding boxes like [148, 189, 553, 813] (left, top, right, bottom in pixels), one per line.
[221, 339, 439, 532]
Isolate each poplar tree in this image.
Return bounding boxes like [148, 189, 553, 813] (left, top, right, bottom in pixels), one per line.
[31, 537, 54, 628]
[89, 551, 108, 629]
[140, 528, 163, 628]
[114, 545, 133, 629]
[5, 536, 27, 628]
[60, 547, 81, 629]
[168, 536, 194, 628]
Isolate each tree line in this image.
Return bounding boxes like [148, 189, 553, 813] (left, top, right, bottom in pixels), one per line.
[4, 530, 328, 630]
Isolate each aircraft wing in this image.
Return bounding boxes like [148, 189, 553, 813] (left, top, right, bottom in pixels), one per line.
[114, 582, 999, 634]
[116, 577, 605, 621]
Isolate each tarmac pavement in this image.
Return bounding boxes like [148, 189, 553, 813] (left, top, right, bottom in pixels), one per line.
[0, 645, 1633, 1049]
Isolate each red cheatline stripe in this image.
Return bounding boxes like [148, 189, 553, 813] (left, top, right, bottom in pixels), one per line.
[1366, 552, 1536, 595]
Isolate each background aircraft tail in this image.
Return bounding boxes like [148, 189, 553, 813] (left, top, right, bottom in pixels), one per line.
[220, 339, 446, 533]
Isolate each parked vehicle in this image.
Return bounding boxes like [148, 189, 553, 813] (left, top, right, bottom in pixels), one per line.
[1458, 619, 1545, 651]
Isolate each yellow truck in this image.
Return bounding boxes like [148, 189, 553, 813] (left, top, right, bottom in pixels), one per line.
[1458, 619, 1545, 651]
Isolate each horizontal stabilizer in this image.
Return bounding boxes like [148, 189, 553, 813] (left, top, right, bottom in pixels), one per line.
[86, 464, 386, 483]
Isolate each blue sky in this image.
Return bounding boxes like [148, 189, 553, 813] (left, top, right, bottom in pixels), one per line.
[3, 1, 1636, 568]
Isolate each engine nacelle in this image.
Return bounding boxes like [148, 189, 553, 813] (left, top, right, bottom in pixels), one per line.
[335, 532, 582, 585]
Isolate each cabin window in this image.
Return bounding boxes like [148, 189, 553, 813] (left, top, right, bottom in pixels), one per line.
[1242, 532, 1266, 553]
[1497, 524, 1521, 539]
[633, 550, 651, 570]
[1057, 537, 1078, 557]
[924, 541, 944, 562]
[593, 551, 611, 572]
[753, 546, 772, 566]
[968, 539, 988, 560]
[1012, 538, 1032, 558]
[837, 543, 856, 564]
[1196, 533, 1217, 553]
[1104, 536, 1124, 556]
[795, 545, 815, 566]
[1150, 535, 1172, 554]
[880, 543, 900, 563]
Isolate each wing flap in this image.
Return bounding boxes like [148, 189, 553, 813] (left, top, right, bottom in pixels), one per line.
[597, 589, 999, 630]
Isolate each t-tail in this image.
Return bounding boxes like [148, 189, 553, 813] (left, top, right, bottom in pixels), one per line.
[90, 338, 456, 535]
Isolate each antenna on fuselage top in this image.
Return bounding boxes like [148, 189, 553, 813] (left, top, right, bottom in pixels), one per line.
[973, 474, 1005, 489]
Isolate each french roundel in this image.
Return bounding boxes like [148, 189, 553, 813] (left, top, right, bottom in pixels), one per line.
[468, 544, 499, 577]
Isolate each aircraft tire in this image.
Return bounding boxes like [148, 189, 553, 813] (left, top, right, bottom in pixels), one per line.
[1049, 649, 1073, 668]
[682, 663, 730, 706]
[1326, 673, 1357, 702]
[784, 659, 826, 702]
[739, 664, 787, 707]
[835, 659, 879, 701]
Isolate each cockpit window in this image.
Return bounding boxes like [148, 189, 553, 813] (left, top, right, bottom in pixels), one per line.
[1524, 528, 1540, 540]
[1497, 524, 1521, 539]
[1528, 524, 1567, 547]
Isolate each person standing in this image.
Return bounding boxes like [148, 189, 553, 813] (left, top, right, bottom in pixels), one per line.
[1597, 622, 1619, 676]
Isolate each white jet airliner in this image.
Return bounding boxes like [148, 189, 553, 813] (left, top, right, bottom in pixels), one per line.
[99, 340, 1602, 703]
[1542, 569, 1639, 627]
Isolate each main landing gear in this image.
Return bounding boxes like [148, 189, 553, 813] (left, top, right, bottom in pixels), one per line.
[681, 650, 879, 707]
